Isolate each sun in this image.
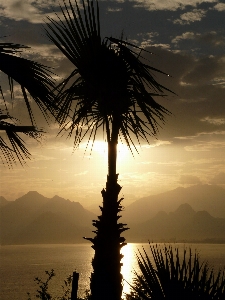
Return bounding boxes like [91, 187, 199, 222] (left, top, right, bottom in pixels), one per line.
[93, 140, 131, 162]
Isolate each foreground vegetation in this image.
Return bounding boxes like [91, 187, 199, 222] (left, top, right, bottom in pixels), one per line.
[28, 244, 225, 300]
[1, 0, 172, 297]
[126, 243, 225, 300]
[27, 269, 90, 300]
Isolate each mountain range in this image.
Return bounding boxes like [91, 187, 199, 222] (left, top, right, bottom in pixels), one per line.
[125, 203, 225, 243]
[0, 185, 225, 244]
[121, 184, 225, 224]
[0, 191, 95, 244]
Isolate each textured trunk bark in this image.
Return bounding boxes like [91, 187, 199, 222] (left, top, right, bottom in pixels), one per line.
[85, 119, 128, 300]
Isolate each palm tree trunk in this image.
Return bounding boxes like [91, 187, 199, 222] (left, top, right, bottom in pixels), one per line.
[85, 119, 128, 300]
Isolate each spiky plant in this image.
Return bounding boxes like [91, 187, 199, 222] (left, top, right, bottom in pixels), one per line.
[45, 0, 173, 299]
[126, 243, 225, 300]
[0, 42, 55, 167]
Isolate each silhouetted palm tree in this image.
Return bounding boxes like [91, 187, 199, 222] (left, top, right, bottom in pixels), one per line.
[0, 42, 55, 166]
[45, 0, 173, 299]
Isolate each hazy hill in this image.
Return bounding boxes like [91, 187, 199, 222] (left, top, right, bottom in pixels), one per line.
[125, 203, 225, 243]
[0, 191, 96, 245]
[11, 212, 91, 244]
[122, 184, 225, 224]
[1, 186, 225, 244]
[0, 196, 9, 207]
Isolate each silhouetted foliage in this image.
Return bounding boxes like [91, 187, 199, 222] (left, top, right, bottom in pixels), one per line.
[0, 42, 55, 166]
[126, 243, 225, 300]
[45, 0, 173, 154]
[45, 0, 173, 299]
[27, 269, 91, 300]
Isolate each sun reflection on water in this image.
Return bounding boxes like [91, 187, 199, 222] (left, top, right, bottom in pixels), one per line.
[121, 243, 156, 298]
[121, 243, 139, 297]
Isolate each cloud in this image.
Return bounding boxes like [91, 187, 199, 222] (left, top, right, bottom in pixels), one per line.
[173, 9, 207, 25]
[150, 43, 171, 49]
[73, 171, 88, 177]
[197, 32, 225, 48]
[178, 174, 202, 184]
[0, 0, 43, 23]
[184, 141, 225, 152]
[141, 140, 172, 148]
[171, 31, 225, 50]
[0, 0, 61, 23]
[213, 3, 225, 11]
[139, 160, 185, 166]
[107, 7, 123, 12]
[210, 172, 225, 184]
[137, 32, 161, 48]
[201, 117, 225, 125]
[175, 130, 225, 140]
[133, 0, 217, 11]
[172, 32, 199, 44]
[181, 55, 225, 87]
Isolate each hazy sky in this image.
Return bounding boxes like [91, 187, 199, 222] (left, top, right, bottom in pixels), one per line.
[0, 0, 225, 207]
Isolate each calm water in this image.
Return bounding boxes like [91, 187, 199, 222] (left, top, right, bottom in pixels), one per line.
[0, 243, 225, 300]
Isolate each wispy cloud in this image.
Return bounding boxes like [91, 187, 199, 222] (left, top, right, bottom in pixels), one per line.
[171, 31, 225, 53]
[175, 131, 225, 140]
[141, 140, 171, 148]
[0, 0, 42, 23]
[139, 160, 185, 166]
[178, 174, 202, 184]
[172, 32, 199, 44]
[213, 3, 225, 11]
[173, 9, 207, 25]
[210, 172, 225, 184]
[0, 0, 72, 24]
[184, 141, 225, 152]
[0, 0, 56, 23]
[133, 0, 217, 11]
[201, 117, 225, 125]
[107, 7, 122, 12]
[73, 171, 88, 176]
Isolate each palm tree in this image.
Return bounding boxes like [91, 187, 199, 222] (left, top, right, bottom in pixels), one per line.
[0, 42, 55, 167]
[45, 0, 173, 299]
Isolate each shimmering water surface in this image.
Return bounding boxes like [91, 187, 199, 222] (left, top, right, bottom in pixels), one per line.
[0, 243, 225, 299]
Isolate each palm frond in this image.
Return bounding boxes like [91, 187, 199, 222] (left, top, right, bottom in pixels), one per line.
[0, 42, 56, 121]
[45, 0, 174, 151]
[0, 111, 43, 167]
[0, 41, 57, 166]
[126, 243, 225, 300]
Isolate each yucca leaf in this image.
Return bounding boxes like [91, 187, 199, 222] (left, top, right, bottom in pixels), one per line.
[127, 243, 225, 299]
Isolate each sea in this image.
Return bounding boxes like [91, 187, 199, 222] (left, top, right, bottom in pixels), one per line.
[0, 243, 225, 300]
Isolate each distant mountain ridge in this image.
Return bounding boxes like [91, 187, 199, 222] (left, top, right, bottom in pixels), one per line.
[0, 191, 96, 245]
[1, 185, 225, 244]
[0, 196, 9, 207]
[125, 203, 225, 243]
[122, 184, 225, 224]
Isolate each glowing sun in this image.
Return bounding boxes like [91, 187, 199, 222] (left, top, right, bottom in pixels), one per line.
[93, 140, 131, 162]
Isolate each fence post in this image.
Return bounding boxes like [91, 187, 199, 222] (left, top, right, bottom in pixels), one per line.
[71, 271, 79, 300]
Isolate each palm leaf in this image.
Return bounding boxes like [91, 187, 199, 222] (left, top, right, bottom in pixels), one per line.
[0, 42, 57, 166]
[0, 43, 56, 120]
[0, 111, 42, 167]
[45, 0, 174, 151]
[127, 243, 225, 300]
